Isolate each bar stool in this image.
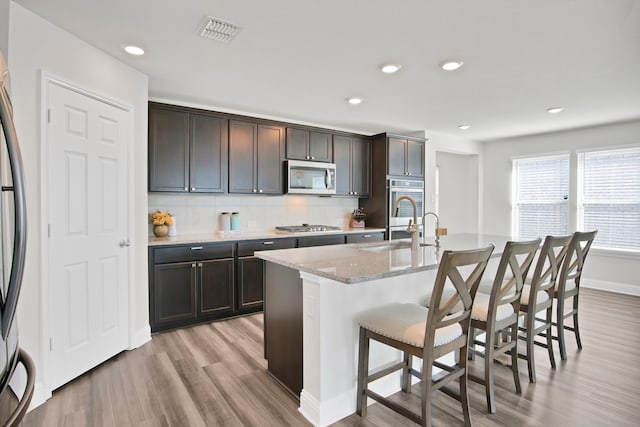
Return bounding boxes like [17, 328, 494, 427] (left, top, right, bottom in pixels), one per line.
[553, 230, 597, 360]
[1, 348, 36, 427]
[468, 239, 540, 414]
[356, 245, 494, 427]
[517, 234, 572, 383]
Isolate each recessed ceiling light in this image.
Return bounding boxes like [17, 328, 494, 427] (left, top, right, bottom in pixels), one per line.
[440, 60, 464, 71]
[547, 107, 564, 114]
[347, 97, 363, 105]
[380, 64, 402, 74]
[458, 125, 471, 130]
[123, 45, 145, 56]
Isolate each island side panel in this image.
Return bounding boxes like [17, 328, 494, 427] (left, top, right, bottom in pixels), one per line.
[299, 269, 442, 427]
[264, 261, 303, 396]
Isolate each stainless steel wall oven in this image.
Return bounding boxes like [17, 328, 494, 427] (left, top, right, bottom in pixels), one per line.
[388, 179, 424, 240]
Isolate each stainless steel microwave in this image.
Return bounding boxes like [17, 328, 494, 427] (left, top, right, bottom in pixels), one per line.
[286, 160, 336, 195]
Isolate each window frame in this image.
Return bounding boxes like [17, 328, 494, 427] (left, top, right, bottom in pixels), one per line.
[511, 153, 570, 240]
[577, 146, 640, 253]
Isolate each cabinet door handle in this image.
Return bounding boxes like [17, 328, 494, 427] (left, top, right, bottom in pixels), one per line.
[191, 263, 196, 268]
[253, 189, 257, 193]
[190, 246, 203, 250]
[197, 262, 203, 268]
[311, 156, 315, 160]
[363, 235, 371, 238]
[259, 189, 263, 193]
[262, 241, 274, 245]
[353, 192, 358, 195]
[191, 187, 196, 191]
[184, 187, 188, 191]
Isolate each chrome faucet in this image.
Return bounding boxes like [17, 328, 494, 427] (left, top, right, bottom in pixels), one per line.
[393, 195, 419, 251]
[422, 211, 440, 247]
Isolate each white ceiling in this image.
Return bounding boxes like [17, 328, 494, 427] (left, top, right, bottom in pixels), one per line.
[14, 0, 640, 141]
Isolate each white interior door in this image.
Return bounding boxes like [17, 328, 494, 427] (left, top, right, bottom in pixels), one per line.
[47, 82, 130, 390]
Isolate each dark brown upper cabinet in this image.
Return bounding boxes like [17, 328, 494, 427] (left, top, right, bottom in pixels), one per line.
[149, 103, 228, 193]
[387, 136, 425, 178]
[285, 128, 333, 162]
[229, 120, 285, 194]
[333, 135, 370, 197]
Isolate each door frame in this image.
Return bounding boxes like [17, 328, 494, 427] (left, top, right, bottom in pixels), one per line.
[38, 72, 136, 398]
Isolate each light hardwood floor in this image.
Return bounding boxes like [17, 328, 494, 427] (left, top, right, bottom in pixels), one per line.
[10, 288, 640, 426]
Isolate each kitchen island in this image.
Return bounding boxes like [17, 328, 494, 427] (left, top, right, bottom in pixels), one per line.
[256, 233, 510, 427]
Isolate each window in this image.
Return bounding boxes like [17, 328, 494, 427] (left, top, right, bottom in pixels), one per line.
[513, 155, 570, 240]
[578, 148, 640, 251]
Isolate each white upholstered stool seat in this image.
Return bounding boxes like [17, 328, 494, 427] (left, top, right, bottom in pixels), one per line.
[471, 292, 515, 322]
[358, 303, 463, 348]
[520, 285, 550, 305]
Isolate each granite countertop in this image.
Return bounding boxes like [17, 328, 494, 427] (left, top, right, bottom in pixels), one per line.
[148, 227, 387, 246]
[255, 233, 511, 284]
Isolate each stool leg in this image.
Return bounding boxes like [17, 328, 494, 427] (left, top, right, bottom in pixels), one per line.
[526, 311, 536, 383]
[421, 353, 434, 427]
[401, 352, 412, 393]
[459, 344, 471, 427]
[510, 323, 522, 394]
[557, 297, 568, 361]
[484, 328, 497, 414]
[546, 306, 556, 370]
[468, 326, 475, 360]
[573, 294, 582, 350]
[356, 327, 369, 416]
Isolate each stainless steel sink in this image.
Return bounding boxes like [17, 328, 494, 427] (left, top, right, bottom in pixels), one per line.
[359, 241, 414, 252]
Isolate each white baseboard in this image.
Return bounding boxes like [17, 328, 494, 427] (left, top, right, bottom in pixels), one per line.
[299, 373, 402, 427]
[28, 381, 52, 411]
[582, 279, 640, 296]
[129, 324, 152, 350]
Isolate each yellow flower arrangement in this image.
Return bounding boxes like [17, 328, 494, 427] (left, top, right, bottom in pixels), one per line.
[150, 211, 174, 226]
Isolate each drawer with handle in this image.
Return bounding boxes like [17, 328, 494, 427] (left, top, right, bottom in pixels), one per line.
[237, 238, 296, 257]
[153, 243, 234, 264]
[346, 232, 385, 244]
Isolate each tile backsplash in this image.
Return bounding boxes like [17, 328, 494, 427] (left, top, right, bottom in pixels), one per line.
[148, 193, 359, 236]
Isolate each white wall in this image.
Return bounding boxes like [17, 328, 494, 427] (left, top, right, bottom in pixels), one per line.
[8, 2, 149, 404]
[148, 194, 359, 235]
[436, 151, 479, 234]
[482, 119, 640, 290]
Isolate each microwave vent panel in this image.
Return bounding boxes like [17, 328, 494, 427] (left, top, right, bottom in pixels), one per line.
[198, 16, 240, 43]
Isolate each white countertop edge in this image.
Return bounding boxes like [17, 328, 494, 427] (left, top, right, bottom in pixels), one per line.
[148, 227, 387, 246]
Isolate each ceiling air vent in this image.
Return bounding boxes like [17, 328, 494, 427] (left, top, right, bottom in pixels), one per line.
[198, 16, 240, 43]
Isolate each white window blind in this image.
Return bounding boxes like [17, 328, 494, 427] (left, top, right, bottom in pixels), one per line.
[513, 155, 569, 240]
[578, 148, 640, 251]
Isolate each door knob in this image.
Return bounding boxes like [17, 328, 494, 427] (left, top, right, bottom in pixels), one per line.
[119, 239, 131, 247]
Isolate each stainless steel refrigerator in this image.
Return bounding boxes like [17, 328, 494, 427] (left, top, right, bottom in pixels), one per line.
[0, 50, 33, 424]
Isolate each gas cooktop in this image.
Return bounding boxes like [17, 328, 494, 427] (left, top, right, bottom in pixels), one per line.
[275, 224, 342, 232]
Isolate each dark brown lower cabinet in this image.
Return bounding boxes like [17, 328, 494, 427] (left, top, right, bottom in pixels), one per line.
[237, 256, 264, 310]
[198, 259, 235, 317]
[149, 233, 380, 333]
[152, 262, 197, 325]
[149, 243, 235, 332]
[237, 238, 297, 310]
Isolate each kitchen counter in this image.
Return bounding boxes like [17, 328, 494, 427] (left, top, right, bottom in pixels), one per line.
[256, 233, 508, 284]
[147, 227, 386, 246]
[258, 233, 509, 427]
